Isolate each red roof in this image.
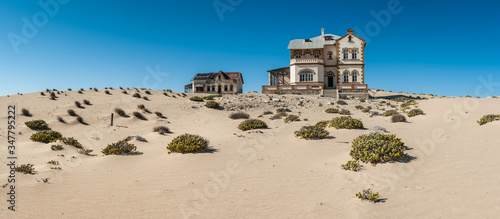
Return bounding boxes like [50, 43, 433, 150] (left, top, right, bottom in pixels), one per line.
[218, 71, 244, 84]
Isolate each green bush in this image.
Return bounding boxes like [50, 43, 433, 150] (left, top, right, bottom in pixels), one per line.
[25, 120, 49, 130]
[341, 160, 361, 171]
[30, 130, 62, 143]
[391, 114, 407, 123]
[284, 115, 300, 123]
[76, 116, 84, 124]
[477, 114, 500, 125]
[61, 137, 83, 148]
[356, 189, 379, 202]
[203, 95, 219, 100]
[315, 120, 329, 129]
[329, 116, 364, 129]
[153, 126, 170, 134]
[325, 108, 339, 114]
[51, 145, 64, 151]
[21, 108, 31, 116]
[400, 100, 417, 108]
[115, 108, 126, 117]
[383, 110, 398, 117]
[276, 108, 291, 113]
[155, 111, 164, 118]
[15, 164, 35, 174]
[102, 140, 137, 155]
[83, 99, 91, 105]
[337, 100, 348, 105]
[339, 109, 351, 115]
[349, 133, 406, 164]
[407, 108, 424, 117]
[190, 96, 204, 102]
[133, 111, 146, 120]
[68, 109, 78, 116]
[133, 93, 141, 98]
[263, 111, 273, 115]
[355, 105, 364, 110]
[362, 107, 371, 113]
[229, 112, 250, 119]
[137, 104, 146, 110]
[75, 101, 82, 108]
[238, 119, 268, 131]
[205, 101, 220, 109]
[167, 133, 209, 154]
[294, 125, 329, 139]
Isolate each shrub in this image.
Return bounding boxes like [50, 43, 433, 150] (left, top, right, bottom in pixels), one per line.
[339, 109, 351, 115]
[276, 108, 291, 113]
[83, 99, 91, 105]
[137, 104, 146, 110]
[284, 115, 300, 123]
[78, 90, 83, 94]
[105, 90, 111, 95]
[238, 119, 268, 131]
[15, 164, 35, 174]
[362, 107, 371, 113]
[21, 108, 31, 116]
[47, 160, 59, 165]
[30, 130, 62, 143]
[269, 115, 282, 120]
[25, 120, 49, 130]
[465, 95, 472, 98]
[145, 90, 151, 95]
[94, 88, 98, 91]
[401, 100, 417, 108]
[122, 90, 128, 94]
[68, 109, 77, 116]
[350, 132, 406, 164]
[76, 116, 84, 124]
[360, 99, 366, 103]
[337, 100, 348, 105]
[263, 111, 273, 115]
[329, 116, 364, 129]
[407, 109, 424, 117]
[153, 126, 170, 134]
[143, 96, 149, 101]
[229, 112, 250, 120]
[57, 116, 65, 123]
[341, 160, 361, 171]
[133, 111, 146, 120]
[315, 120, 329, 129]
[75, 101, 82, 108]
[356, 189, 379, 202]
[41, 92, 45, 96]
[325, 108, 339, 114]
[203, 95, 219, 100]
[101, 140, 137, 155]
[190, 96, 203, 102]
[383, 110, 398, 117]
[133, 93, 141, 98]
[155, 111, 164, 118]
[51, 145, 64, 151]
[61, 137, 83, 148]
[477, 114, 500, 125]
[205, 101, 220, 109]
[391, 114, 407, 123]
[369, 126, 387, 132]
[294, 125, 329, 139]
[50, 92, 57, 100]
[115, 108, 126, 117]
[167, 134, 209, 154]
[355, 105, 364, 110]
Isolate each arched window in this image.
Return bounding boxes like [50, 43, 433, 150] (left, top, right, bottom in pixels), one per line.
[352, 72, 358, 82]
[305, 50, 311, 56]
[295, 51, 301, 58]
[224, 85, 228, 91]
[328, 52, 333, 59]
[230, 85, 233, 91]
[343, 72, 349, 82]
[299, 70, 314, 82]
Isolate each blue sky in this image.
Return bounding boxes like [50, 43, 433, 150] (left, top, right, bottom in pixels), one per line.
[1, 0, 499, 97]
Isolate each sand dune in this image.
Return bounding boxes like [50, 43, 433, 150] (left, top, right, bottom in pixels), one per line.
[0, 89, 499, 218]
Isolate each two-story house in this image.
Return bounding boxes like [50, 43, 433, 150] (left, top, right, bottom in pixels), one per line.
[263, 28, 368, 98]
[185, 70, 244, 94]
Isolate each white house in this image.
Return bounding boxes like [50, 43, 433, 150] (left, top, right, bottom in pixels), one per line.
[263, 28, 368, 98]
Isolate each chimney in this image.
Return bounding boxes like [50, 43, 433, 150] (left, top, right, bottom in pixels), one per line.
[347, 28, 354, 34]
[321, 28, 325, 36]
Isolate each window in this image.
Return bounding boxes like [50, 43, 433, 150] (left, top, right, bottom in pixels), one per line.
[352, 49, 357, 59]
[314, 51, 320, 58]
[212, 86, 215, 91]
[207, 86, 210, 92]
[343, 49, 349, 59]
[299, 70, 314, 82]
[218, 75, 221, 80]
[224, 85, 228, 91]
[348, 36, 352, 41]
[230, 85, 233, 91]
[295, 51, 301, 58]
[352, 72, 358, 82]
[343, 72, 349, 82]
[328, 52, 333, 59]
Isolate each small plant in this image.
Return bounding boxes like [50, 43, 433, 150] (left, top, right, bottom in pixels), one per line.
[190, 96, 204, 102]
[105, 90, 111, 95]
[337, 100, 348, 105]
[369, 126, 387, 132]
[83, 99, 91, 105]
[78, 90, 83, 94]
[350, 132, 406, 164]
[15, 164, 35, 174]
[51, 145, 64, 151]
[137, 104, 146, 110]
[465, 95, 472, 98]
[133, 93, 141, 98]
[155, 111, 164, 118]
[276, 108, 292, 113]
[41, 92, 45, 96]
[341, 160, 361, 171]
[263, 111, 273, 115]
[339, 109, 351, 115]
[47, 160, 59, 165]
[122, 90, 128, 94]
[284, 115, 300, 123]
[75, 101, 83, 108]
[391, 114, 407, 123]
[133, 111, 146, 120]
[315, 120, 329, 129]
[400, 100, 417, 108]
[329, 116, 364, 129]
[477, 114, 500, 126]
[205, 101, 220, 109]
[407, 109, 424, 117]
[57, 116, 65, 123]
[362, 107, 371, 113]
[229, 112, 250, 120]
[102, 140, 138, 155]
[355, 105, 364, 110]
[238, 119, 268, 131]
[21, 108, 32, 116]
[94, 88, 98, 92]
[30, 130, 62, 143]
[153, 126, 170, 134]
[143, 96, 149, 101]
[25, 120, 49, 130]
[325, 108, 339, 114]
[50, 92, 57, 100]
[115, 108, 126, 117]
[294, 125, 329, 139]
[68, 109, 78, 116]
[383, 110, 398, 117]
[269, 115, 282, 120]
[61, 137, 83, 148]
[76, 116, 84, 124]
[145, 90, 151, 95]
[356, 189, 379, 202]
[167, 134, 209, 154]
[203, 95, 219, 100]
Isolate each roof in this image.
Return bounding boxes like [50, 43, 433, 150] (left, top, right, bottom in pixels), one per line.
[287, 34, 341, 49]
[267, 67, 290, 73]
[192, 71, 244, 84]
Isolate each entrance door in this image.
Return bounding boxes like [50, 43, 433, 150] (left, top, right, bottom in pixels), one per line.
[327, 75, 334, 88]
[218, 85, 222, 94]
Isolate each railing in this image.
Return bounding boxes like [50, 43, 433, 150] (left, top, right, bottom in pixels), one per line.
[262, 83, 324, 92]
[290, 58, 324, 65]
[338, 83, 367, 90]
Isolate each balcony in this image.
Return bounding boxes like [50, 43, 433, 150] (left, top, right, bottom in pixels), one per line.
[290, 58, 324, 65]
[262, 83, 324, 93]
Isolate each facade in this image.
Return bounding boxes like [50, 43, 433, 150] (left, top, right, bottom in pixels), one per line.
[263, 28, 368, 98]
[185, 70, 244, 94]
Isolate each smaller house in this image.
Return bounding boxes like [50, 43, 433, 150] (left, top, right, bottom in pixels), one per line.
[185, 70, 244, 94]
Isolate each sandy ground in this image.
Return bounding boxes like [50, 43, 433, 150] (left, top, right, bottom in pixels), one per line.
[0, 89, 499, 218]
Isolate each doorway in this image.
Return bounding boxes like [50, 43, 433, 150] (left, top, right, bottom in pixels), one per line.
[327, 75, 334, 88]
[218, 85, 222, 94]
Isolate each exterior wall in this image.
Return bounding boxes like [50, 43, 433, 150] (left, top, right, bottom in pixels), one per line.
[323, 45, 337, 66]
[338, 65, 364, 83]
[192, 75, 243, 94]
[290, 64, 324, 84]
